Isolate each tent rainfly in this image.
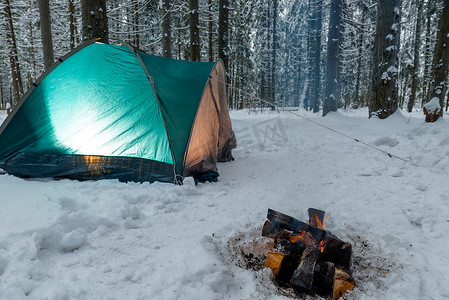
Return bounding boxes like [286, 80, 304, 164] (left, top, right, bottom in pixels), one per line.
[0, 41, 236, 184]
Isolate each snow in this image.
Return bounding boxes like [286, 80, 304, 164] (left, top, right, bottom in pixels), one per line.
[1, 108, 449, 299]
[423, 97, 441, 114]
[381, 71, 390, 81]
[387, 65, 398, 74]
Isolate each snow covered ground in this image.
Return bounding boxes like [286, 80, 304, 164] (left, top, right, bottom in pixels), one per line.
[0, 108, 449, 299]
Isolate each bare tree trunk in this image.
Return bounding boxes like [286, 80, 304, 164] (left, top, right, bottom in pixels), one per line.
[38, 0, 54, 70]
[369, 0, 401, 119]
[29, 0, 37, 81]
[311, 0, 322, 113]
[189, 0, 201, 61]
[270, 0, 277, 109]
[422, 0, 435, 106]
[81, 0, 108, 43]
[0, 72, 4, 109]
[162, 0, 172, 57]
[208, 0, 213, 62]
[428, 0, 449, 117]
[354, 3, 368, 107]
[401, 70, 409, 108]
[134, 1, 140, 48]
[3, 0, 23, 105]
[323, 0, 342, 116]
[69, 0, 76, 49]
[408, 0, 423, 112]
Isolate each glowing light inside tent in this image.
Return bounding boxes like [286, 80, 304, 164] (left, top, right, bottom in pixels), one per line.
[51, 106, 120, 156]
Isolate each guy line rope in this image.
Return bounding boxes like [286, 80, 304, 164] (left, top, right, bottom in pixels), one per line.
[209, 75, 418, 168]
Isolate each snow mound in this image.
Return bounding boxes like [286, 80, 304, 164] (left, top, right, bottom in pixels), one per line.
[60, 228, 87, 252]
[423, 97, 441, 114]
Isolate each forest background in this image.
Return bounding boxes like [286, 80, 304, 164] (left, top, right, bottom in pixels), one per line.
[1, 0, 448, 119]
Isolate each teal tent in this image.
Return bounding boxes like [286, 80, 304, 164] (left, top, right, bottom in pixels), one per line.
[0, 41, 236, 184]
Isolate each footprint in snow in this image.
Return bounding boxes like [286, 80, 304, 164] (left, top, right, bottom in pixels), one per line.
[372, 136, 399, 147]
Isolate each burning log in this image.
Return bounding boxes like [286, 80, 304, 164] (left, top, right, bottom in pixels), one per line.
[308, 208, 325, 228]
[290, 233, 320, 290]
[264, 252, 285, 276]
[262, 208, 354, 299]
[267, 209, 326, 241]
[333, 268, 355, 299]
[313, 262, 335, 295]
[321, 232, 352, 268]
[262, 220, 306, 254]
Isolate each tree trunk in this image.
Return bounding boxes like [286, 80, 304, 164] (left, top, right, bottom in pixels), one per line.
[428, 0, 449, 117]
[208, 0, 213, 62]
[323, 0, 342, 116]
[81, 0, 108, 43]
[38, 0, 54, 70]
[218, 0, 229, 70]
[422, 0, 435, 106]
[69, 0, 76, 49]
[3, 0, 23, 105]
[0, 72, 4, 109]
[162, 0, 172, 58]
[354, 12, 365, 107]
[29, 0, 37, 81]
[134, 1, 140, 49]
[311, 0, 323, 113]
[189, 0, 201, 61]
[408, 0, 423, 112]
[270, 0, 277, 110]
[369, 0, 401, 119]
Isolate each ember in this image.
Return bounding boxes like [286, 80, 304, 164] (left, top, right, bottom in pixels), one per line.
[262, 208, 355, 299]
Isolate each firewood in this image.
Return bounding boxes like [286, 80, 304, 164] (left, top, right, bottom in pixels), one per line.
[313, 262, 335, 296]
[262, 220, 287, 238]
[320, 232, 352, 268]
[288, 235, 305, 244]
[275, 239, 305, 256]
[308, 208, 325, 228]
[267, 209, 326, 241]
[290, 233, 320, 291]
[264, 252, 285, 276]
[262, 220, 306, 245]
[333, 268, 355, 300]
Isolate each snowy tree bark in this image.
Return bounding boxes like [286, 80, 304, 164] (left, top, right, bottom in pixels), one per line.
[323, 0, 342, 116]
[270, 0, 277, 109]
[28, 0, 37, 81]
[208, 0, 213, 62]
[428, 0, 449, 117]
[407, 0, 423, 112]
[162, 0, 172, 58]
[134, 1, 140, 49]
[38, 0, 54, 70]
[68, 0, 80, 49]
[189, 0, 201, 61]
[422, 0, 436, 105]
[81, 0, 108, 43]
[3, 0, 23, 105]
[218, 0, 229, 70]
[308, 0, 323, 113]
[369, 0, 401, 119]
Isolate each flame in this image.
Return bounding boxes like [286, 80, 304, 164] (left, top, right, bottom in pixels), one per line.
[320, 240, 325, 253]
[322, 216, 331, 230]
[314, 215, 323, 229]
[309, 214, 331, 230]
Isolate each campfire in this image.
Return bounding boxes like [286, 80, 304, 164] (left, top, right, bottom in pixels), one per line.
[262, 208, 355, 299]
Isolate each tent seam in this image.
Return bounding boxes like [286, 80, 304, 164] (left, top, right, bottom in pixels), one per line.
[181, 60, 224, 179]
[121, 42, 179, 184]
